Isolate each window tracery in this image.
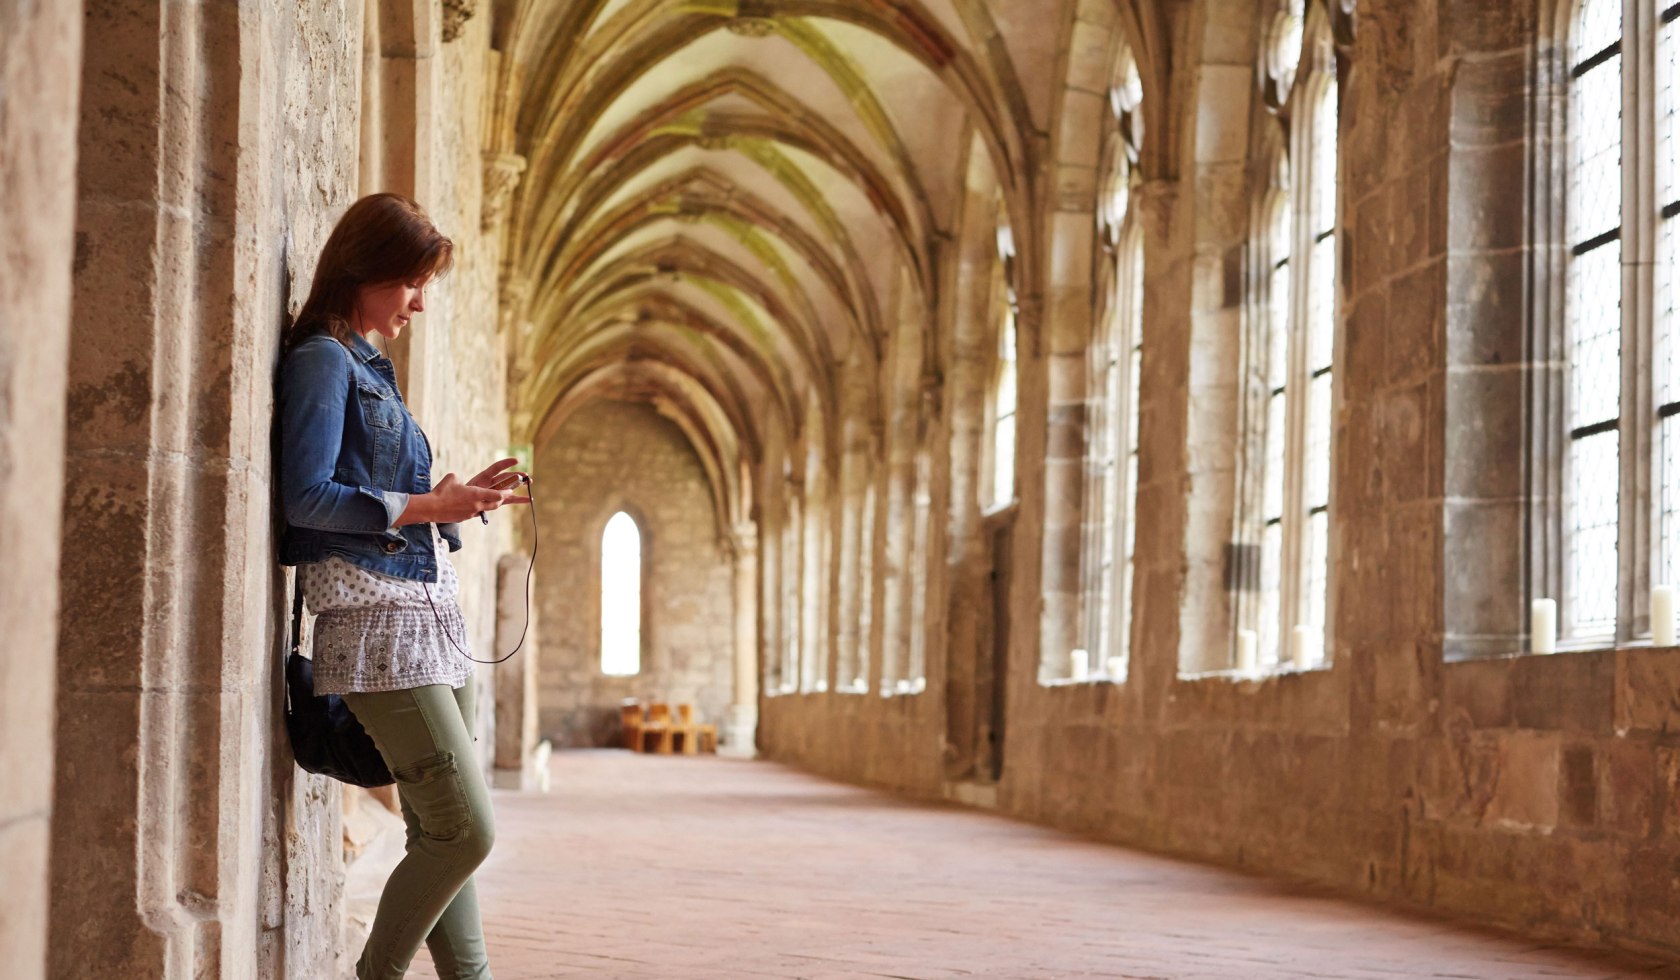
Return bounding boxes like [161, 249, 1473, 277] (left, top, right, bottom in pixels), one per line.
[1549, 0, 1680, 645]
[1082, 44, 1146, 681]
[1241, 3, 1340, 671]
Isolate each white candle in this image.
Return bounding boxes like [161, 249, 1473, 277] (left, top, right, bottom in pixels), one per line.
[1290, 625, 1314, 669]
[1654, 586, 1677, 647]
[1237, 629, 1258, 673]
[1070, 648, 1089, 680]
[1105, 656, 1125, 679]
[1531, 598, 1557, 655]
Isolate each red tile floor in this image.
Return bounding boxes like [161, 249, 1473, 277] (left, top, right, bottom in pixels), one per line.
[407, 749, 1677, 979]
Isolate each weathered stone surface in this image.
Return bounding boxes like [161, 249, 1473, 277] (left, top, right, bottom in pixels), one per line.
[0, 0, 81, 973]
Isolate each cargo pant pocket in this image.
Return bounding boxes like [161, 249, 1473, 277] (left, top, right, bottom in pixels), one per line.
[392, 750, 470, 840]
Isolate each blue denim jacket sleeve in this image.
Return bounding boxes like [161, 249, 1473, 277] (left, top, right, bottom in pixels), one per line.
[380, 491, 411, 533]
[278, 340, 403, 534]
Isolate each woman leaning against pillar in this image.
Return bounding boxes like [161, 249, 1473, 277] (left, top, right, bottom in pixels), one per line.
[276, 192, 527, 980]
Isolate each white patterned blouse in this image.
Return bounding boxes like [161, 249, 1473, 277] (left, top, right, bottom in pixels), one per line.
[300, 523, 473, 694]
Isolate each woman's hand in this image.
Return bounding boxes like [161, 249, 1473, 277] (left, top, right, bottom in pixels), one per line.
[397, 466, 531, 526]
[467, 457, 530, 496]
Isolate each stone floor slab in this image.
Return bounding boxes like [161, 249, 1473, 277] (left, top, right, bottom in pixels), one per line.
[403, 750, 1677, 980]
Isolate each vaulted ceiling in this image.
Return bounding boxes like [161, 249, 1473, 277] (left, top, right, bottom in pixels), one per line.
[487, 0, 1165, 531]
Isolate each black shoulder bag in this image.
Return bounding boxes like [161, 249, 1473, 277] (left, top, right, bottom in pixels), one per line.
[283, 585, 395, 788]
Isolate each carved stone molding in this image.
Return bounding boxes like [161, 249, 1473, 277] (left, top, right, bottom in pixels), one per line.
[1328, 0, 1356, 53]
[442, 0, 478, 42]
[482, 152, 526, 231]
[498, 275, 531, 338]
[728, 2, 778, 38]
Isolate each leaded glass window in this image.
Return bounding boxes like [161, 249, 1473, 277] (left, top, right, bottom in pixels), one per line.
[1245, 13, 1339, 672]
[1564, 0, 1624, 640]
[1084, 46, 1146, 681]
[1657, 1, 1680, 593]
[1551, 0, 1678, 644]
[993, 305, 1018, 510]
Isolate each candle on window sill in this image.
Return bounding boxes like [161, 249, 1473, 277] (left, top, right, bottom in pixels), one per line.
[1106, 655, 1125, 679]
[1654, 585, 1677, 648]
[1531, 598, 1557, 655]
[1070, 648, 1089, 681]
[1290, 625, 1316, 669]
[1237, 629, 1258, 674]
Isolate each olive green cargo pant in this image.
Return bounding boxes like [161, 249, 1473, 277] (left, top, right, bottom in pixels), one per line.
[343, 683, 495, 980]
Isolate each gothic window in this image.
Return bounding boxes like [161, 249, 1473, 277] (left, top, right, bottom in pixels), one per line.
[841, 481, 876, 691]
[781, 492, 802, 692]
[991, 223, 1019, 510]
[600, 511, 642, 676]
[905, 446, 932, 693]
[1083, 46, 1146, 681]
[1564, 0, 1624, 640]
[1551, 0, 1679, 644]
[1655, 2, 1680, 598]
[1243, 3, 1340, 670]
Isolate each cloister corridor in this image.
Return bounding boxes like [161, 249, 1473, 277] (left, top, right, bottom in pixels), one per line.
[12, 0, 1680, 977]
[400, 751, 1676, 979]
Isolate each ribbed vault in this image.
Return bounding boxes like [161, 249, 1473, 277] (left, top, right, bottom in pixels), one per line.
[488, 0, 1079, 539]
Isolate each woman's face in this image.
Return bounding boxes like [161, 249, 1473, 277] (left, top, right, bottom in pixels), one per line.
[354, 276, 429, 341]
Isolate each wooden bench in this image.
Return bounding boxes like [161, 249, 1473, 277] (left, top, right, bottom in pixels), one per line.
[675, 703, 717, 755]
[619, 699, 717, 755]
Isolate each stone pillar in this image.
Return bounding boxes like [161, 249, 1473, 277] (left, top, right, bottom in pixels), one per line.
[722, 522, 760, 757]
[365, 0, 442, 413]
[0, 2, 82, 976]
[492, 553, 543, 787]
[49, 4, 359, 977]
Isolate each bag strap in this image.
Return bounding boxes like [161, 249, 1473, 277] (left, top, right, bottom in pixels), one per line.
[284, 580, 305, 714]
[290, 580, 305, 655]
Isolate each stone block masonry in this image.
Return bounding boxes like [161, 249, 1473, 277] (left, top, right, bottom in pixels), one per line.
[534, 399, 736, 749]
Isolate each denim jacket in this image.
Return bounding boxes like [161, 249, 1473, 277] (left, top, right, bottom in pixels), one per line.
[278, 330, 461, 581]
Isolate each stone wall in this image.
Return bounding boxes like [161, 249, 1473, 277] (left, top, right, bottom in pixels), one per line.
[756, 0, 1680, 959]
[533, 399, 735, 748]
[34, 2, 514, 977]
[0, 1, 82, 976]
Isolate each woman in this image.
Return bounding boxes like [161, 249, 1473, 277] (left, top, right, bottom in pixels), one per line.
[278, 192, 526, 980]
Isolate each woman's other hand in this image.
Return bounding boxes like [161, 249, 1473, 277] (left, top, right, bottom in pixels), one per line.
[398, 470, 529, 525]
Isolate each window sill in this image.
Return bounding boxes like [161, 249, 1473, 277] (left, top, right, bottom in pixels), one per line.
[1444, 637, 1677, 664]
[1178, 662, 1331, 683]
[1039, 675, 1125, 687]
[880, 679, 927, 697]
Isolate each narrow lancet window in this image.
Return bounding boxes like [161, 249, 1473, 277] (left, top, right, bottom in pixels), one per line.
[1564, 0, 1624, 640]
[1657, 0, 1680, 590]
[600, 511, 642, 676]
[1244, 5, 1339, 671]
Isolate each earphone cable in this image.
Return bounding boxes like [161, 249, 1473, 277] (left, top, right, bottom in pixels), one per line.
[422, 477, 537, 664]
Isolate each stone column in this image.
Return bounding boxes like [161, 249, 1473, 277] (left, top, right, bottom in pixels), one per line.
[492, 553, 543, 787]
[364, 0, 441, 412]
[0, 2, 82, 975]
[721, 522, 760, 757]
[49, 4, 359, 977]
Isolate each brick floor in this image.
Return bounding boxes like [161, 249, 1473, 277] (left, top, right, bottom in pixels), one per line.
[405, 750, 1677, 980]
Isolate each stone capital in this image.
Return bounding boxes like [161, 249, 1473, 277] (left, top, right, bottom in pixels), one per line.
[442, 0, 478, 43]
[482, 152, 528, 231]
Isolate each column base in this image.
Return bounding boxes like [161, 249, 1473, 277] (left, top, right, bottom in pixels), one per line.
[718, 704, 758, 759]
[492, 740, 553, 791]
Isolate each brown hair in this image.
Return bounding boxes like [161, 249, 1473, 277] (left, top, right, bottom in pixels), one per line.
[282, 193, 454, 354]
